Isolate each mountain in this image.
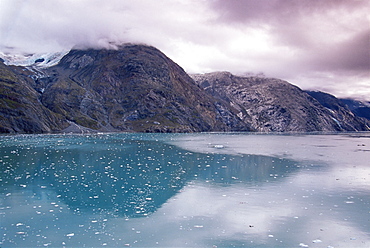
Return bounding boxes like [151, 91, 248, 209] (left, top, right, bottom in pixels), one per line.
[0, 44, 369, 133]
[1, 44, 250, 133]
[305, 91, 370, 130]
[0, 60, 68, 133]
[191, 72, 369, 132]
[339, 98, 370, 121]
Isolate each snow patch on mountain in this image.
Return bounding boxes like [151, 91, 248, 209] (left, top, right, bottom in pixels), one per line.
[0, 51, 69, 68]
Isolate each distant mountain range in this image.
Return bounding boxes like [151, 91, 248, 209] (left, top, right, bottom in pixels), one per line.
[0, 44, 369, 133]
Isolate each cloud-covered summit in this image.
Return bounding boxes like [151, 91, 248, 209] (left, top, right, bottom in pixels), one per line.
[0, 0, 369, 100]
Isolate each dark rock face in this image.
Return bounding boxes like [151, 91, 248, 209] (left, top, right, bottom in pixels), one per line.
[192, 72, 369, 132]
[339, 98, 370, 121]
[0, 44, 368, 133]
[41, 45, 250, 132]
[8, 45, 250, 133]
[0, 61, 68, 133]
[306, 91, 370, 131]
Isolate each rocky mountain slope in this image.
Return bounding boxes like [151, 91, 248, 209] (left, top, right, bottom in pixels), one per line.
[0, 60, 68, 133]
[339, 98, 370, 121]
[191, 72, 369, 132]
[1, 45, 250, 133]
[305, 91, 370, 129]
[0, 44, 368, 133]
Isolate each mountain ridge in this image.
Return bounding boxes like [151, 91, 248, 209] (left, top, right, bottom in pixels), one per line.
[191, 72, 369, 132]
[0, 44, 368, 133]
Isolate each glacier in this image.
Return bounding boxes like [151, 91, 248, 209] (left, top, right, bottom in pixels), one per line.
[0, 51, 69, 68]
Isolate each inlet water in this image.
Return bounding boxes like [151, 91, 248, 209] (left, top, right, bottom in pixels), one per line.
[1, 133, 369, 247]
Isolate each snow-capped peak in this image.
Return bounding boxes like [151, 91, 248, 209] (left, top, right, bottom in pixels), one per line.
[0, 51, 69, 68]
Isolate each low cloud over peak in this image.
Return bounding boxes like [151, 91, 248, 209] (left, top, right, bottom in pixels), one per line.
[0, 0, 369, 100]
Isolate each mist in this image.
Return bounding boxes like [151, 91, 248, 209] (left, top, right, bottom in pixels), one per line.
[0, 0, 369, 100]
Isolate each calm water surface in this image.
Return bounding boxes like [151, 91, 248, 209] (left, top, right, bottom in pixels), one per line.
[0, 133, 369, 247]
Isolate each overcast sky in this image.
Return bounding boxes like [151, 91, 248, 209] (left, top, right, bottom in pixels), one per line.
[0, 0, 369, 100]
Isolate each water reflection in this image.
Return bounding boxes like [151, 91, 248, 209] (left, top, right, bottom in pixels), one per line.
[1, 133, 369, 247]
[1, 134, 300, 218]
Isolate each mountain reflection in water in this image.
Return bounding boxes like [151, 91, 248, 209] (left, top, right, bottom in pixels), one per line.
[1, 133, 369, 247]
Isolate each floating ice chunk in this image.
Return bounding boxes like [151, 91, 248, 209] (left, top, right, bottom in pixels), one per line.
[312, 239, 322, 243]
[16, 223, 24, 226]
[66, 233, 75, 237]
[194, 225, 203, 228]
[213, 145, 224, 149]
[268, 234, 274, 238]
[299, 243, 309, 247]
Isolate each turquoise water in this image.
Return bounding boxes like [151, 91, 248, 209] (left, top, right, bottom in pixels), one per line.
[1, 133, 369, 247]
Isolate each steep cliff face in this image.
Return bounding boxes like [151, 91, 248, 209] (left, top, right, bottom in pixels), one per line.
[0, 61, 68, 133]
[192, 72, 369, 132]
[306, 91, 369, 131]
[1, 45, 368, 133]
[339, 98, 370, 121]
[37, 45, 250, 132]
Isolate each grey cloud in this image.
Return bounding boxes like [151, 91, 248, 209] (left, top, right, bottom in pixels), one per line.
[314, 29, 370, 72]
[0, 0, 369, 100]
[211, 0, 369, 52]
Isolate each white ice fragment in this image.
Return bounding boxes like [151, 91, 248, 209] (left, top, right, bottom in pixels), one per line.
[213, 145, 224, 149]
[66, 233, 75, 237]
[299, 243, 309, 247]
[268, 234, 274, 238]
[16, 223, 24, 226]
[194, 225, 203, 228]
[312, 239, 322, 243]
